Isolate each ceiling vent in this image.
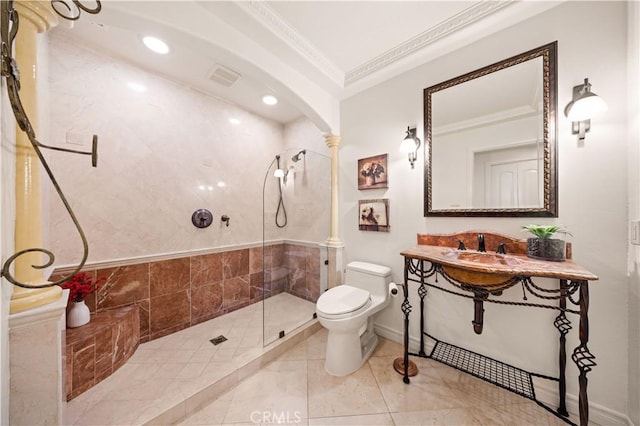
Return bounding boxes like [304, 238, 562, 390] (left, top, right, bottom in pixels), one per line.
[207, 64, 242, 87]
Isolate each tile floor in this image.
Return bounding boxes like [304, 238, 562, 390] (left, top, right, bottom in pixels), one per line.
[64, 293, 317, 425]
[180, 329, 577, 426]
[64, 291, 582, 426]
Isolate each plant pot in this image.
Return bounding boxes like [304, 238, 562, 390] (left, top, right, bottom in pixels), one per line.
[526, 238, 566, 261]
[67, 300, 90, 328]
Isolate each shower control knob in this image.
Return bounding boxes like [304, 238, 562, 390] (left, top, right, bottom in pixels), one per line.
[191, 209, 213, 228]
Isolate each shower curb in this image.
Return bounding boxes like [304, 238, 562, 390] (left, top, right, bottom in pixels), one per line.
[141, 320, 321, 425]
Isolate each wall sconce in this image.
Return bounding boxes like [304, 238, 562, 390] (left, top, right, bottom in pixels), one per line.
[564, 78, 607, 141]
[400, 126, 421, 169]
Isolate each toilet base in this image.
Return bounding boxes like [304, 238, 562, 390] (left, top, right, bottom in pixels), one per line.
[324, 317, 378, 376]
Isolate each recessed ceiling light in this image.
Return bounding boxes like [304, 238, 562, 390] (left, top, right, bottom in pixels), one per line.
[262, 95, 278, 106]
[229, 118, 241, 125]
[142, 36, 170, 54]
[217, 181, 226, 188]
[127, 82, 147, 92]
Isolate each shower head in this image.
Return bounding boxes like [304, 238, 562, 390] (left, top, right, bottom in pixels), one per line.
[291, 149, 306, 162]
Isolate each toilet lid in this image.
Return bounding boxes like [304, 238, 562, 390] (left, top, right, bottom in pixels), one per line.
[317, 285, 370, 316]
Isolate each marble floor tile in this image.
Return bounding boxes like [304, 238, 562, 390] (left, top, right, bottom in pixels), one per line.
[305, 327, 327, 359]
[65, 297, 581, 426]
[181, 333, 581, 426]
[368, 355, 465, 413]
[222, 359, 308, 424]
[371, 336, 404, 358]
[277, 341, 307, 361]
[478, 400, 570, 426]
[63, 293, 316, 425]
[391, 407, 483, 425]
[178, 386, 234, 425]
[309, 413, 394, 425]
[307, 359, 388, 418]
[438, 365, 531, 408]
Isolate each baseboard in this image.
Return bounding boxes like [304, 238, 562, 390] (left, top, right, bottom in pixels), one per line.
[374, 323, 435, 355]
[535, 380, 632, 426]
[374, 323, 631, 425]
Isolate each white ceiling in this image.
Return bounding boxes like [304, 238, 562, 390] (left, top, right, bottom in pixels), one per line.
[52, 1, 562, 125]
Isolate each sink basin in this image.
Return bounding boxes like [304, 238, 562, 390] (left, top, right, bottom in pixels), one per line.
[439, 249, 519, 287]
[441, 250, 522, 267]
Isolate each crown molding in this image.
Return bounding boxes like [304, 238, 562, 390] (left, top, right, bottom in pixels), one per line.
[433, 105, 540, 137]
[345, 1, 514, 85]
[236, 0, 345, 87]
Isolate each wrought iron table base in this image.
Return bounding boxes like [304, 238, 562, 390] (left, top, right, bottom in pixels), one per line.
[400, 257, 594, 426]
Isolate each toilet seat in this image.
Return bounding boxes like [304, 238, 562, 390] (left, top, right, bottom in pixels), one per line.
[317, 285, 371, 317]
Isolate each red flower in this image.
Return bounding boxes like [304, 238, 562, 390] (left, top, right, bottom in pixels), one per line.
[59, 272, 105, 303]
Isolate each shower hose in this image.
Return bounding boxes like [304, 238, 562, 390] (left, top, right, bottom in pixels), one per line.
[275, 159, 287, 228]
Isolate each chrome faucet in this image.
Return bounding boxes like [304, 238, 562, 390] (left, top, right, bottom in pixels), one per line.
[477, 233, 486, 252]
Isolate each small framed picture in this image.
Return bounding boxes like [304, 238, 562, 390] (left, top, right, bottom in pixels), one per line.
[358, 199, 390, 232]
[358, 154, 388, 190]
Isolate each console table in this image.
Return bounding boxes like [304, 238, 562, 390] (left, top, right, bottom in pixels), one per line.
[398, 231, 598, 426]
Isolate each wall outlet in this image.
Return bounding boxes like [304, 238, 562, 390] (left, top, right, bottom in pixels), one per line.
[631, 220, 640, 245]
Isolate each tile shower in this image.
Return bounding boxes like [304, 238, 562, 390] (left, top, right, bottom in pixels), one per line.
[48, 29, 329, 401]
[55, 241, 322, 399]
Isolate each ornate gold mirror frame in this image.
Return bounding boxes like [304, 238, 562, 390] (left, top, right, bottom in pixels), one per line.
[424, 42, 557, 217]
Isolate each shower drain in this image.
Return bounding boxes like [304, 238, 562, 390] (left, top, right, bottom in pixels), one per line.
[209, 335, 227, 345]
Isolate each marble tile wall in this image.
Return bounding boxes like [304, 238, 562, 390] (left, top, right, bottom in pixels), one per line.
[64, 305, 139, 400]
[54, 242, 320, 343]
[285, 244, 321, 302]
[263, 118, 331, 243]
[47, 33, 330, 269]
[47, 33, 288, 264]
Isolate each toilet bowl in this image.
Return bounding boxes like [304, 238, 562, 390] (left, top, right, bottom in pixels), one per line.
[316, 261, 395, 376]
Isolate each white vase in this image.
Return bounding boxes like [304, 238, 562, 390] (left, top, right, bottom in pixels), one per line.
[67, 300, 90, 328]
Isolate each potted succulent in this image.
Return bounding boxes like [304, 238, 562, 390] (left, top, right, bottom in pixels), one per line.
[521, 225, 571, 261]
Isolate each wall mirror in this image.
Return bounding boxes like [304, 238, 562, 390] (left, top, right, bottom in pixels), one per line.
[424, 41, 557, 217]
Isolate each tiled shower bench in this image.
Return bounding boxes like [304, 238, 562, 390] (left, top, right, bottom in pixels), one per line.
[64, 305, 140, 400]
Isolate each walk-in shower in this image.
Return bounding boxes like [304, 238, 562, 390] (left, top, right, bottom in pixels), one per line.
[262, 148, 330, 345]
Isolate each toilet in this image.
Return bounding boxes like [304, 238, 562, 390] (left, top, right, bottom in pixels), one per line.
[316, 261, 395, 376]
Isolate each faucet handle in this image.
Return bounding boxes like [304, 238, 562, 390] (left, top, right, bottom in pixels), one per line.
[457, 240, 466, 251]
[477, 233, 486, 252]
[497, 243, 506, 254]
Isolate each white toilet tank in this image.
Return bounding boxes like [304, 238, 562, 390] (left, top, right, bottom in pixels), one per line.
[344, 261, 392, 298]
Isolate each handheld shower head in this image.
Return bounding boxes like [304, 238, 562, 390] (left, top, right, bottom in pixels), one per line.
[291, 149, 306, 162]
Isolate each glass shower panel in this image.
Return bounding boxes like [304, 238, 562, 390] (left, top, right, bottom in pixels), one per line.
[262, 148, 330, 346]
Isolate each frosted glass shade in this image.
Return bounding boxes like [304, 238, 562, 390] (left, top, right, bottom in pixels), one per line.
[400, 137, 417, 153]
[567, 94, 608, 121]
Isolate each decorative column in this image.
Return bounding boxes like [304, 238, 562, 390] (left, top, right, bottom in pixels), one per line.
[324, 134, 344, 289]
[10, 1, 62, 313]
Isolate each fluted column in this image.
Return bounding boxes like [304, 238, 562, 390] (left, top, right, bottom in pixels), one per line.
[324, 134, 343, 248]
[324, 134, 343, 289]
[10, 1, 61, 313]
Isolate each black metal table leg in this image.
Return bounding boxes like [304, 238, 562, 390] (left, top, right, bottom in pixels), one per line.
[571, 280, 595, 426]
[402, 256, 412, 384]
[554, 279, 571, 417]
[418, 260, 428, 357]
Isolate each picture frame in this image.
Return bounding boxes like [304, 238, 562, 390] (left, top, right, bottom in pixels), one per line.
[358, 199, 390, 232]
[358, 154, 388, 190]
